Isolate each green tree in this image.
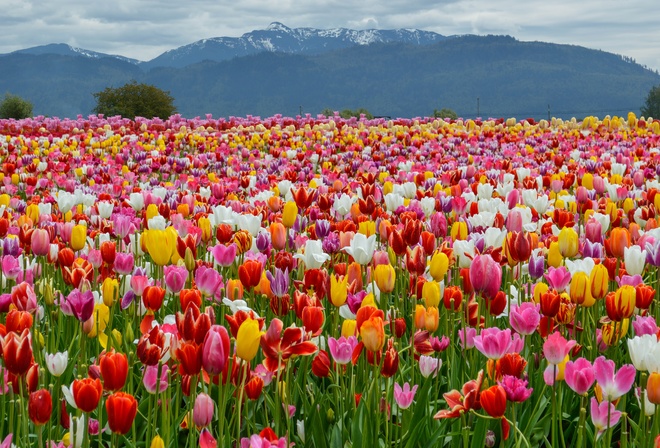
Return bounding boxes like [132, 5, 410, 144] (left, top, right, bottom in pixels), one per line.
[338, 108, 373, 119]
[641, 84, 660, 118]
[0, 93, 33, 119]
[93, 80, 176, 119]
[433, 108, 458, 120]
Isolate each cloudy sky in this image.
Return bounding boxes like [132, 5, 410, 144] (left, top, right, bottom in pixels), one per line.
[1, 0, 659, 71]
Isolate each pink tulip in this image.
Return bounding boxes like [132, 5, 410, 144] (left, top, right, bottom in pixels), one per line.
[543, 331, 576, 365]
[0, 435, 12, 448]
[328, 336, 358, 365]
[210, 243, 237, 267]
[143, 364, 169, 394]
[592, 356, 635, 402]
[393, 382, 418, 410]
[200, 428, 218, 448]
[499, 375, 533, 402]
[2, 256, 21, 281]
[418, 355, 441, 378]
[509, 302, 540, 336]
[564, 357, 595, 395]
[473, 328, 515, 360]
[544, 266, 571, 292]
[113, 252, 134, 275]
[202, 325, 230, 376]
[632, 315, 657, 336]
[164, 265, 188, 294]
[590, 397, 621, 440]
[31, 229, 50, 256]
[195, 265, 223, 299]
[130, 274, 150, 296]
[469, 254, 501, 299]
[193, 393, 214, 428]
[459, 327, 476, 349]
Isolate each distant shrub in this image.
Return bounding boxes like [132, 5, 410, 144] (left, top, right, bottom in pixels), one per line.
[0, 93, 33, 119]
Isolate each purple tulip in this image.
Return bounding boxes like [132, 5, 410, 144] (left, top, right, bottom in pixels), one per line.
[64, 289, 95, 322]
[266, 268, 289, 298]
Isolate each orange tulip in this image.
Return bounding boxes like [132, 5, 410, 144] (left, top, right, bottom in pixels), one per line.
[360, 312, 385, 353]
[269, 222, 287, 251]
[647, 372, 660, 405]
[608, 227, 631, 258]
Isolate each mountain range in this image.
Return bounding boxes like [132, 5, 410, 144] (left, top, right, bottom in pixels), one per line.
[1, 23, 659, 120]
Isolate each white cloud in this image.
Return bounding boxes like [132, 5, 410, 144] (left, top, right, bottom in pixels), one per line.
[0, 0, 658, 70]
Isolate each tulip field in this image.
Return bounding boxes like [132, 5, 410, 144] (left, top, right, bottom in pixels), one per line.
[2, 111, 660, 447]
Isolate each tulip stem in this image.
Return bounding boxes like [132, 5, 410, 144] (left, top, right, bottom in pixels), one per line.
[551, 365, 558, 448]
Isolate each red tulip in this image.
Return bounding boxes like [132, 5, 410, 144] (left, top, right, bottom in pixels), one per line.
[142, 285, 166, 312]
[0, 328, 33, 375]
[72, 377, 103, 413]
[28, 388, 52, 425]
[238, 259, 263, 290]
[245, 375, 265, 400]
[311, 350, 331, 378]
[99, 350, 129, 391]
[100, 240, 116, 265]
[5, 309, 33, 333]
[260, 318, 317, 372]
[176, 302, 213, 344]
[176, 340, 204, 376]
[380, 339, 399, 378]
[302, 305, 324, 335]
[106, 392, 138, 435]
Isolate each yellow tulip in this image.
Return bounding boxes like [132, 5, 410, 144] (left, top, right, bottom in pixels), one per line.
[569, 271, 595, 307]
[86, 303, 110, 338]
[282, 201, 298, 228]
[102, 277, 119, 307]
[557, 227, 578, 258]
[330, 274, 348, 307]
[358, 220, 376, 237]
[547, 241, 563, 268]
[341, 319, 357, 338]
[589, 264, 609, 299]
[144, 228, 175, 266]
[429, 251, 449, 282]
[582, 173, 594, 190]
[70, 224, 87, 251]
[533, 282, 549, 304]
[150, 436, 165, 448]
[198, 217, 212, 243]
[26, 203, 39, 223]
[374, 264, 396, 294]
[422, 280, 441, 308]
[236, 318, 263, 362]
[450, 221, 468, 241]
[0, 194, 9, 207]
[145, 203, 159, 221]
[361, 293, 376, 308]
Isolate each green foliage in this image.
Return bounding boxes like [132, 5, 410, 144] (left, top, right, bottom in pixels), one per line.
[641, 84, 660, 118]
[433, 108, 458, 119]
[93, 80, 176, 119]
[0, 93, 33, 119]
[338, 108, 374, 119]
